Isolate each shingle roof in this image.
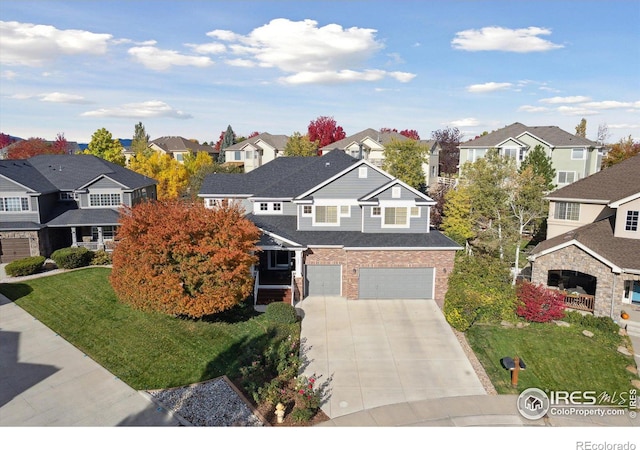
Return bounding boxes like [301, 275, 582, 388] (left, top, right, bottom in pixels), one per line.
[546, 153, 640, 203]
[248, 214, 461, 249]
[0, 160, 58, 193]
[46, 207, 121, 227]
[150, 136, 216, 153]
[531, 216, 640, 271]
[27, 154, 156, 190]
[320, 128, 410, 152]
[460, 122, 599, 148]
[200, 151, 358, 198]
[224, 132, 289, 151]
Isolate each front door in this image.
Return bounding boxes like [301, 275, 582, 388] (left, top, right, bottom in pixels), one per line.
[633, 281, 640, 304]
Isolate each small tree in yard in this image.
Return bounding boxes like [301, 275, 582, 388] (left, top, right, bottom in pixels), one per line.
[110, 200, 260, 318]
[516, 282, 565, 323]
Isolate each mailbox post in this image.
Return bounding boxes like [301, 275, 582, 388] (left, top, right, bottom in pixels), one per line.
[500, 356, 526, 388]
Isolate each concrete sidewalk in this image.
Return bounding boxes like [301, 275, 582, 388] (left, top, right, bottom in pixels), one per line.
[0, 293, 178, 426]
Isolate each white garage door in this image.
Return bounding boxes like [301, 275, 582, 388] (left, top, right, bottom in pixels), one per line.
[359, 267, 434, 299]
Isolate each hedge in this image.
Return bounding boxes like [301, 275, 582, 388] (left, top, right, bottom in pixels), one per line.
[5, 256, 46, 277]
[50, 247, 94, 269]
[264, 302, 298, 325]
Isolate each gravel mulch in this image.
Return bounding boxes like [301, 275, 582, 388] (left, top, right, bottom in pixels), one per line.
[147, 376, 266, 426]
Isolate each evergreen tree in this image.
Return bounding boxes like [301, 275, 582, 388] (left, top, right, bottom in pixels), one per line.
[217, 125, 235, 163]
[131, 122, 150, 157]
[520, 145, 556, 192]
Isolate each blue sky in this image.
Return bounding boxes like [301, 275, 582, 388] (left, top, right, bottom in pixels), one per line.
[1, 0, 639, 145]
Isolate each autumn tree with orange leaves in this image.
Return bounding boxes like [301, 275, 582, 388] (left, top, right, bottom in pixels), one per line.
[110, 200, 260, 318]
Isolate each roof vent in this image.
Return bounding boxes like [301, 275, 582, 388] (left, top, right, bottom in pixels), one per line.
[325, 162, 330, 166]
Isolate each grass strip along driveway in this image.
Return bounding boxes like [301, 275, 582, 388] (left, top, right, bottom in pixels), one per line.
[0, 267, 298, 391]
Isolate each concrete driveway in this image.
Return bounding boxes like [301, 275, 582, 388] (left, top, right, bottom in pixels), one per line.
[297, 296, 487, 419]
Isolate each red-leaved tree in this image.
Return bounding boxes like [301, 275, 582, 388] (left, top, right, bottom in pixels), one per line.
[379, 128, 420, 140]
[0, 133, 15, 149]
[7, 137, 68, 159]
[308, 116, 346, 150]
[516, 282, 566, 322]
[110, 200, 260, 318]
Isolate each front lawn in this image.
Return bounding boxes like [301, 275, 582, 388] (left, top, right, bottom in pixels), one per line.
[466, 321, 638, 400]
[0, 267, 298, 391]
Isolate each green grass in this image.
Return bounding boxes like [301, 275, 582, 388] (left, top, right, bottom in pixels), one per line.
[0, 267, 299, 390]
[466, 322, 638, 400]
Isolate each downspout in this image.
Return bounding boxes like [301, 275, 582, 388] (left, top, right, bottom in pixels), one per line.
[610, 273, 617, 320]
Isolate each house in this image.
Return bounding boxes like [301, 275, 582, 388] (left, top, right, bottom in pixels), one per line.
[0, 154, 157, 263]
[199, 150, 461, 306]
[223, 132, 289, 172]
[123, 136, 217, 164]
[319, 128, 440, 190]
[528, 154, 640, 320]
[458, 122, 604, 188]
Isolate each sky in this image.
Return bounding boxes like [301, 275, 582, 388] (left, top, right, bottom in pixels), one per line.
[1, 0, 639, 146]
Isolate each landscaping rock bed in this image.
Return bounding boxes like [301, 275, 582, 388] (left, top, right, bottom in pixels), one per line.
[147, 376, 265, 427]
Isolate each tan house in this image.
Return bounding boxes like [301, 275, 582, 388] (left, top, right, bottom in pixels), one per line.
[528, 154, 640, 326]
[123, 136, 217, 164]
[223, 133, 289, 172]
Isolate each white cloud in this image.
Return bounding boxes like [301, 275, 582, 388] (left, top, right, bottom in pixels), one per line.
[81, 100, 192, 119]
[540, 96, 591, 104]
[128, 46, 214, 71]
[225, 58, 257, 68]
[185, 42, 226, 55]
[451, 26, 563, 52]
[557, 106, 598, 116]
[518, 105, 549, 113]
[0, 20, 112, 67]
[581, 100, 637, 109]
[608, 123, 640, 129]
[1, 70, 17, 80]
[467, 82, 513, 93]
[450, 118, 480, 127]
[206, 18, 414, 84]
[40, 92, 89, 104]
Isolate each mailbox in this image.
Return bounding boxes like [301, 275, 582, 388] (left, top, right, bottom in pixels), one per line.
[501, 356, 526, 387]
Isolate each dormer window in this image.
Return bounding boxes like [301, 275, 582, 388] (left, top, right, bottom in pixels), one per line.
[59, 192, 77, 201]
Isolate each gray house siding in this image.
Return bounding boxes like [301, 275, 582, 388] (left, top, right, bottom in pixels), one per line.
[87, 177, 123, 190]
[362, 205, 429, 233]
[298, 206, 362, 231]
[123, 192, 132, 207]
[374, 184, 416, 201]
[0, 177, 28, 192]
[311, 167, 390, 199]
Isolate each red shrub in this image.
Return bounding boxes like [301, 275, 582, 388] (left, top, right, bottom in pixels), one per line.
[516, 282, 565, 322]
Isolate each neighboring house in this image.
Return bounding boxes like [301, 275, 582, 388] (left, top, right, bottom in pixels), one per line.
[0, 154, 157, 263]
[199, 150, 461, 306]
[528, 154, 640, 319]
[319, 128, 439, 190]
[223, 133, 289, 172]
[125, 136, 217, 164]
[458, 122, 604, 188]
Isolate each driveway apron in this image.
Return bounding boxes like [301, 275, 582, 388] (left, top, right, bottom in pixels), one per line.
[297, 297, 487, 419]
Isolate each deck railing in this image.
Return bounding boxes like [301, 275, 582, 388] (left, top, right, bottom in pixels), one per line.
[563, 292, 595, 313]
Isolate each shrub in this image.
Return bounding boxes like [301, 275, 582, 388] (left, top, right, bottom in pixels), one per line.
[90, 250, 112, 265]
[4, 256, 46, 277]
[264, 302, 298, 325]
[50, 247, 94, 269]
[516, 282, 565, 322]
[564, 310, 619, 334]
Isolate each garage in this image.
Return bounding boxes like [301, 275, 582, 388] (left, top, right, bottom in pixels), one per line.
[0, 238, 31, 263]
[359, 267, 434, 299]
[305, 264, 341, 296]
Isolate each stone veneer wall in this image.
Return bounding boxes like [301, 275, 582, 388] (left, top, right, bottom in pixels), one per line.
[530, 244, 633, 319]
[304, 247, 456, 307]
[0, 230, 43, 258]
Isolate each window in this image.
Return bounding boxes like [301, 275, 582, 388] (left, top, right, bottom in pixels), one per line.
[502, 148, 518, 159]
[245, 150, 253, 159]
[273, 203, 282, 211]
[572, 148, 585, 160]
[91, 226, 116, 241]
[89, 193, 121, 207]
[371, 206, 381, 217]
[557, 171, 576, 184]
[59, 192, 77, 201]
[340, 205, 350, 217]
[302, 205, 312, 216]
[315, 206, 338, 224]
[467, 148, 487, 163]
[410, 207, 420, 217]
[384, 207, 408, 226]
[392, 186, 401, 198]
[0, 197, 29, 212]
[554, 202, 580, 221]
[175, 153, 184, 162]
[234, 151, 242, 161]
[260, 203, 268, 211]
[626, 211, 639, 231]
[358, 167, 368, 178]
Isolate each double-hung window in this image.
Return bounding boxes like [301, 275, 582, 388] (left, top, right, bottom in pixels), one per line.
[557, 171, 576, 184]
[554, 202, 580, 221]
[0, 197, 29, 211]
[384, 207, 408, 226]
[572, 148, 585, 160]
[626, 211, 639, 231]
[315, 206, 338, 224]
[89, 193, 121, 207]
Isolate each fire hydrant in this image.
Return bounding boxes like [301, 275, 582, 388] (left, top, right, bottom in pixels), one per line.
[275, 403, 285, 424]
